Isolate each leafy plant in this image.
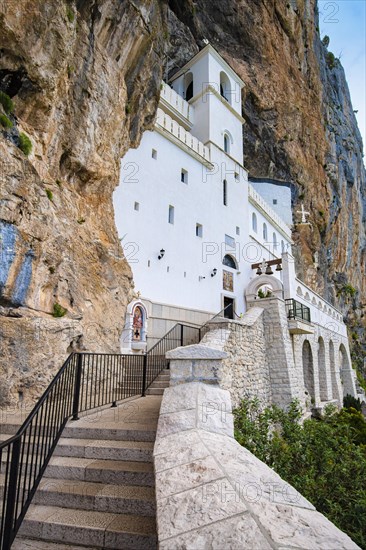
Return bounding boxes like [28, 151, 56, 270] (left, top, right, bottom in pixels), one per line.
[326, 51, 337, 70]
[0, 114, 13, 129]
[53, 303, 67, 318]
[343, 394, 361, 411]
[66, 6, 75, 23]
[340, 284, 357, 298]
[0, 91, 14, 114]
[234, 399, 366, 549]
[18, 133, 32, 156]
[258, 289, 272, 299]
[322, 35, 330, 48]
[46, 189, 53, 201]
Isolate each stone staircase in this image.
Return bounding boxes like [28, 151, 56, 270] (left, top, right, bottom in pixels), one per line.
[1, 386, 170, 549]
[145, 369, 170, 396]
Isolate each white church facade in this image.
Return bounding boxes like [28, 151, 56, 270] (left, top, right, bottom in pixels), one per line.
[113, 45, 360, 408]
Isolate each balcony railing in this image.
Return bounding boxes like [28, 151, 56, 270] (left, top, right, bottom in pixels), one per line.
[285, 299, 311, 323]
[160, 81, 193, 124]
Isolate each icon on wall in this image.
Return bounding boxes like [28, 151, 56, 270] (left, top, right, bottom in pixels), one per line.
[223, 270, 234, 292]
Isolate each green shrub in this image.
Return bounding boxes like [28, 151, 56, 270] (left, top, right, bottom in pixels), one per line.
[46, 189, 53, 201]
[18, 133, 32, 156]
[322, 35, 330, 48]
[0, 91, 14, 114]
[53, 303, 67, 318]
[343, 394, 361, 411]
[0, 114, 13, 129]
[234, 399, 366, 549]
[341, 284, 357, 297]
[66, 6, 75, 23]
[326, 51, 336, 69]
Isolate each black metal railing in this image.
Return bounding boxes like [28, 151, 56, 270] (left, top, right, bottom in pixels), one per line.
[285, 298, 311, 323]
[0, 322, 203, 549]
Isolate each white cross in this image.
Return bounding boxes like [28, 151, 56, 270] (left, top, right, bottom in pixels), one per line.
[297, 204, 310, 224]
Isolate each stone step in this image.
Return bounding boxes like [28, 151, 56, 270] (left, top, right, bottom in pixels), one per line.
[62, 423, 157, 442]
[147, 381, 169, 388]
[44, 456, 154, 487]
[33, 477, 156, 516]
[13, 538, 99, 550]
[18, 504, 157, 549]
[145, 388, 164, 396]
[54, 437, 154, 462]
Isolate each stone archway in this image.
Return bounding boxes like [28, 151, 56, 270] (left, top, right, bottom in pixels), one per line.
[245, 274, 283, 304]
[302, 340, 315, 403]
[339, 344, 355, 399]
[318, 337, 328, 401]
[329, 340, 341, 403]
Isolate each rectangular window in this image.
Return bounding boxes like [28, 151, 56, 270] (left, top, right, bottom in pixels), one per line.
[168, 205, 175, 224]
[225, 234, 235, 248]
[181, 169, 188, 184]
[223, 180, 227, 206]
[273, 199, 277, 205]
[235, 172, 239, 181]
[236, 226, 240, 236]
[152, 149, 157, 159]
[196, 223, 203, 238]
[134, 201, 140, 211]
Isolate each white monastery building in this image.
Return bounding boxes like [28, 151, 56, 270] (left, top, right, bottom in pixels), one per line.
[114, 45, 361, 410]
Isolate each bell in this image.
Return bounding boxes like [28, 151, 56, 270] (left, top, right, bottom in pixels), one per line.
[275, 263, 282, 271]
[256, 267, 262, 275]
[265, 264, 273, 275]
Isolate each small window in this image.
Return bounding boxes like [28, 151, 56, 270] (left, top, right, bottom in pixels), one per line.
[263, 223, 268, 240]
[273, 199, 277, 205]
[225, 234, 235, 248]
[224, 135, 230, 154]
[134, 201, 140, 211]
[196, 223, 203, 238]
[168, 205, 174, 224]
[184, 272, 187, 278]
[273, 232, 277, 250]
[167, 266, 170, 273]
[152, 149, 157, 159]
[223, 180, 227, 206]
[235, 172, 239, 181]
[236, 226, 240, 236]
[252, 213, 257, 233]
[148, 260, 151, 267]
[181, 169, 188, 184]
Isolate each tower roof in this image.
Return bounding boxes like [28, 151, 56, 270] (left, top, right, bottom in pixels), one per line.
[169, 44, 245, 88]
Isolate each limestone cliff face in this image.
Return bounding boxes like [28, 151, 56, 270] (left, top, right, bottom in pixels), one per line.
[0, 0, 166, 405]
[167, 0, 366, 343]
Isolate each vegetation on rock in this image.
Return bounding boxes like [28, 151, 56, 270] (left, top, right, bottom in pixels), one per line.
[0, 91, 14, 114]
[52, 303, 67, 318]
[18, 132, 32, 156]
[234, 398, 366, 549]
[0, 114, 13, 129]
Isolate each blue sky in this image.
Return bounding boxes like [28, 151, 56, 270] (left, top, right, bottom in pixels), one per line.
[318, 0, 366, 150]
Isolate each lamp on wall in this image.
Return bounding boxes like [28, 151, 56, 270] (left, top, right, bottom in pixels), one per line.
[158, 249, 165, 260]
[211, 268, 217, 277]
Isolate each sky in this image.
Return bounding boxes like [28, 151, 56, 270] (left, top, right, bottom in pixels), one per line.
[318, 0, 366, 150]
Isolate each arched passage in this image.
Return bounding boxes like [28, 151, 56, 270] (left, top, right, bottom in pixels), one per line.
[302, 340, 315, 403]
[339, 344, 355, 399]
[184, 72, 193, 101]
[329, 340, 340, 403]
[318, 337, 327, 401]
[220, 71, 231, 103]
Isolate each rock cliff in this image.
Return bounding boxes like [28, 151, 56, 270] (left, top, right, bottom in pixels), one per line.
[0, 0, 166, 405]
[167, 0, 366, 352]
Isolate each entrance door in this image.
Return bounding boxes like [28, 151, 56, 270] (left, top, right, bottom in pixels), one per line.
[224, 297, 234, 319]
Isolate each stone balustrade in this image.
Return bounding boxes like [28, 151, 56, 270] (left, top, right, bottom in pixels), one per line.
[160, 81, 194, 124]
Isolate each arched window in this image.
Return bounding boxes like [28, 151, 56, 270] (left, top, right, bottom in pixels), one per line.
[184, 72, 193, 101]
[263, 223, 268, 241]
[224, 134, 230, 154]
[223, 180, 227, 206]
[222, 254, 237, 269]
[252, 213, 257, 233]
[220, 71, 231, 104]
[273, 232, 277, 250]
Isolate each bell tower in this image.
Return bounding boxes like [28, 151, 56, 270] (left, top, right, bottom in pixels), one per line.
[170, 44, 245, 164]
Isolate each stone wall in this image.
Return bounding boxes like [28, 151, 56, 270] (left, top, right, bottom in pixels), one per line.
[154, 378, 360, 549]
[200, 308, 272, 408]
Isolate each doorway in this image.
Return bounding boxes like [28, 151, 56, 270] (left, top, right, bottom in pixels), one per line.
[223, 297, 234, 319]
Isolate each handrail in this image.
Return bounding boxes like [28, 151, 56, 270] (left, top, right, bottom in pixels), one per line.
[0, 309, 227, 549]
[285, 298, 311, 323]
